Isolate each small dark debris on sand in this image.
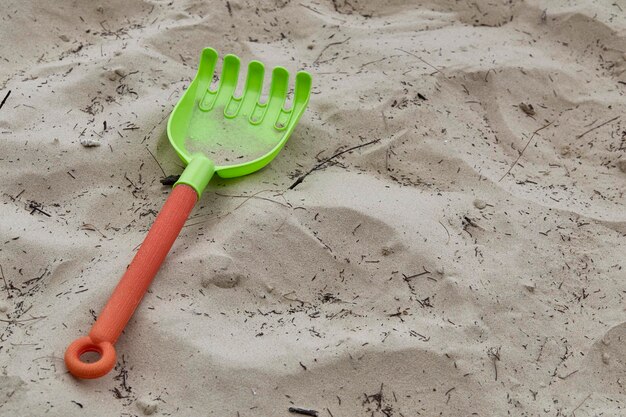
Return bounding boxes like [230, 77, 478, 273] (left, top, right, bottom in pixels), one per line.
[0, 90, 11, 111]
[288, 406, 319, 417]
[160, 175, 180, 186]
[519, 102, 535, 116]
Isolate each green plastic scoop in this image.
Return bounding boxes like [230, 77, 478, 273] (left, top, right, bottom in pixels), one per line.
[169, 47, 313, 196]
[65, 48, 312, 379]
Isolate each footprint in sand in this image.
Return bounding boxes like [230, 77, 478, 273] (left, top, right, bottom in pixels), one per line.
[135, 396, 158, 415]
[200, 254, 246, 289]
[0, 375, 25, 407]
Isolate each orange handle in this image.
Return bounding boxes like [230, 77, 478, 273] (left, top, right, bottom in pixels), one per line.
[65, 184, 198, 379]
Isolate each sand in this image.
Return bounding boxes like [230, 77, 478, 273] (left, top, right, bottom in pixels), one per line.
[1, 0, 625, 415]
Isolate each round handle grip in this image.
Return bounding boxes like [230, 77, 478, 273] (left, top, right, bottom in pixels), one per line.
[65, 336, 116, 379]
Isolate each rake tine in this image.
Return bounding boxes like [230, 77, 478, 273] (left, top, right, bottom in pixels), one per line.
[212, 54, 240, 110]
[260, 67, 289, 125]
[236, 60, 265, 118]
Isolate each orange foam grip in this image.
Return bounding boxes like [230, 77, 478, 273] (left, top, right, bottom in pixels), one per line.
[65, 184, 198, 379]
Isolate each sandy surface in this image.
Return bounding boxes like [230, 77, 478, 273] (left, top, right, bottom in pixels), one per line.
[1, 0, 626, 415]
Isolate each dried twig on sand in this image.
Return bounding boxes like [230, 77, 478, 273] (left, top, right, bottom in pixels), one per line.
[575, 116, 619, 139]
[395, 48, 449, 79]
[313, 37, 351, 65]
[288, 406, 319, 417]
[289, 139, 380, 190]
[0, 90, 11, 111]
[499, 122, 553, 182]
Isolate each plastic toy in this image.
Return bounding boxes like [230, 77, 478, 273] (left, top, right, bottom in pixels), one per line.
[65, 47, 312, 379]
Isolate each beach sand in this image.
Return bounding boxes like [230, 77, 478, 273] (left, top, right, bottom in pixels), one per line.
[1, 0, 625, 415]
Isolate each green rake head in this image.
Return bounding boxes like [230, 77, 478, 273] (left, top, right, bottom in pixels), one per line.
[167, 47, 312, 196]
